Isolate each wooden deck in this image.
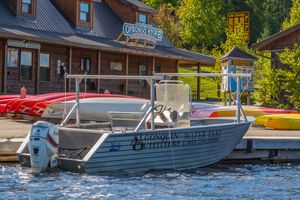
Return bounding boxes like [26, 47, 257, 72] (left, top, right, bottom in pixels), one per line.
[0, 118, 300, 162]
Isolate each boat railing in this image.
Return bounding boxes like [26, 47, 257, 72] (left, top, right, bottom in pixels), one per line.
[63, 73, 252, 130]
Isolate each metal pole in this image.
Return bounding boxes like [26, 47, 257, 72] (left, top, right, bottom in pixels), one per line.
[236, 76, 241, 123]
[150, 78, 155, 130]
[75, 78, 80, 125]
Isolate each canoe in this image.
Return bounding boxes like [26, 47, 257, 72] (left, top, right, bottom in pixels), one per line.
[256, 114, 300, 130]
[28, 94, 140, 116]
[0, 95, 21, 100]
[5, 93, 76, 114]
[42, 97, 150, 122]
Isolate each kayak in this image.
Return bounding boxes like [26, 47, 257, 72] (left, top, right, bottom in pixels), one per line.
[264, 114, 300, 130]
[208, 107, 297, 118]
[28, 93, 138, 116]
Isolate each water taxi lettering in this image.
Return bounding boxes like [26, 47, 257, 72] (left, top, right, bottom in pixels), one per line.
[131, 130, 222, 151]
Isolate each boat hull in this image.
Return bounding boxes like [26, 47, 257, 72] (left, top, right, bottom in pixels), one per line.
[80, 122, 251, 174]
[18, 121, 252, 174]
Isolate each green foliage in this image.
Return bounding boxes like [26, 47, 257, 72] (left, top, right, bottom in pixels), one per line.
[177, 0, 227, 50]
[142, 0, 179, 9]
[254, 46, 300, 110]
[154, 4, 182, 48]
[227, 0, 291, 42]
[278, 45, 300, 109]
[282, 0, 300, 30]
[254, 54, 281, 108]
[213, 25, 249, 75]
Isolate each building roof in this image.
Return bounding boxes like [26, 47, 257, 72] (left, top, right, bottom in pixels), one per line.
[221, 47, 257, 61]
[0, 0, 215, 65]
[252, 23, 300, 51]
[123, 0, 157, 14]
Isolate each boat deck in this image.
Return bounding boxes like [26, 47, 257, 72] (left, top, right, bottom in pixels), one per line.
[1, 119, 300, 163]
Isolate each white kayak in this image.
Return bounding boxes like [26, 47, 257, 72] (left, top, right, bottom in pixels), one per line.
[42, 97, 150, 122]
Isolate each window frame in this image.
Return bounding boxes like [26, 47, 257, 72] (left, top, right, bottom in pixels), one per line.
[40, 53, 50, 82]
[110, 61, 123, 71]
[138, 13, 148, 24]
[79, 2, 90, 23]
[81, 57, 91, 73]
[21, 0, 32, 14]
[139, 64, 147, 88]
[7, 48, 19, 68]
[20, 50, 33, 81]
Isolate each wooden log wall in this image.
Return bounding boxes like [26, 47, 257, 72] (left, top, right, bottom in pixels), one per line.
[104, 0, 138, 23]
[53, 0, 93, 28]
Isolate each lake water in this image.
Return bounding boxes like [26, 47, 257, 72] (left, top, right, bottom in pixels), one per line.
[1, 163, 300, 199]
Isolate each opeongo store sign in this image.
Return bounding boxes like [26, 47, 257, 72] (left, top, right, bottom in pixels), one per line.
[123, 23, 164, 43]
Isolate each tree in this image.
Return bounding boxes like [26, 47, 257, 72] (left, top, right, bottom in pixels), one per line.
[177, 0, 227, 51]
[142, 0, 180, 9]
[282, 0, 300, 30]
[154, 4, 182, 48]
[278, 45, 300, 109]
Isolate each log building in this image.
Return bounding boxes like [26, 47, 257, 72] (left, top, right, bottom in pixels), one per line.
[0, 0, 215, 98]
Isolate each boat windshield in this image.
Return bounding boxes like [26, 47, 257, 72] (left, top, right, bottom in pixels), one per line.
[155, 81, 191, 128]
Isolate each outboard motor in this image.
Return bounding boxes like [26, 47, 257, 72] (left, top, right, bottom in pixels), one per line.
[28, 121, 59, 172]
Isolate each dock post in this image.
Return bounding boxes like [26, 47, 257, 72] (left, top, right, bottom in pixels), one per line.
[75, 78, 80, 125]
[246, 139, 254, 153]
[236, 76, 241, 123]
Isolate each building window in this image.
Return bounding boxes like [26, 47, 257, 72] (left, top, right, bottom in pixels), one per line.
[7, 48, 19, 67]
[80, 2, 90, 22]
[139, 64, 147, 87]
[22, 0, 32, 14]
[110, 61, 122, 71]
[40, 54, 50, 81]
[81, 58, 91, 73]
[138, 13, 147, 24]
[20, 51, 32, 80]
[155, 66, 161, 73]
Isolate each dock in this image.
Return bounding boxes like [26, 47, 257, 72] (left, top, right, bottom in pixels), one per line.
[1, 119, 300, 163]
[0, 118, 32, 162]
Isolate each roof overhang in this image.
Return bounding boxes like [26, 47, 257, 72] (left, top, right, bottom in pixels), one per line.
[252, 23, 300, 51]
[0, 27, 214, 66]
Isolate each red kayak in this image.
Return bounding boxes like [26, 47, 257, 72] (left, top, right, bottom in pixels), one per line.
[11, 93, 77, 114]
[3, 93, 73, 114]
[29, 93, 145, 116]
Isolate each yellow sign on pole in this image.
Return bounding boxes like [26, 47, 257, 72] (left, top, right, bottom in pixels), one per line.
[227, 12, 250, 43]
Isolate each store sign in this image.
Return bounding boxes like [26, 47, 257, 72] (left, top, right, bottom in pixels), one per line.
[232, 60, 252, 67]
[7, 39, 41, 49]
[123, 23, 164, 43]
[227, 12, 250, 43]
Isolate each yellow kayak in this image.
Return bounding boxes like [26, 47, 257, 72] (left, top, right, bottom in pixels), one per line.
[209, 107, 296, 118]
[257, 114, 300, 130]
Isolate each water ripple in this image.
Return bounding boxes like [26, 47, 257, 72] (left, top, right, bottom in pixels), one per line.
[0, 163, 300, 199]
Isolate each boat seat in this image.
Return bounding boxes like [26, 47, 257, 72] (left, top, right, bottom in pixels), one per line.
[108, 111, 144, 131]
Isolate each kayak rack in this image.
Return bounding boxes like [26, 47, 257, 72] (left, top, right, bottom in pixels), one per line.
[62, 73, 252, 129]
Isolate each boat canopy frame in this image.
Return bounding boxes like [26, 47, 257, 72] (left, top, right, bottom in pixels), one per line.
[63, 73, 252, 130]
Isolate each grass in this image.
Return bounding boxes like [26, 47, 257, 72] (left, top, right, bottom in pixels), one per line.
[178, 67, 219, 99]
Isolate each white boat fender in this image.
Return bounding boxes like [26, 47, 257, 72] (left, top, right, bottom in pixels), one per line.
[28, 121, 59, 172]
